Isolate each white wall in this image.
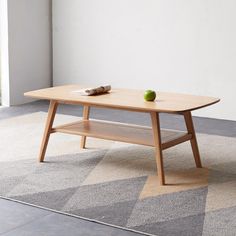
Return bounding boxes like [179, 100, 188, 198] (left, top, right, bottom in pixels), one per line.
[0, 0, 10, 105]
[53, 0, 236, 120]
[1, 0, 52, 105]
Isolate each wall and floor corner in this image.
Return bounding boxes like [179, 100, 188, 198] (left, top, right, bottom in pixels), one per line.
[52, 0, 236, 121]
[0, 0, 52, 106]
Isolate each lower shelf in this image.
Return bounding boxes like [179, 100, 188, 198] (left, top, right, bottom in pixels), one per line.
[52, 120, 192, 150]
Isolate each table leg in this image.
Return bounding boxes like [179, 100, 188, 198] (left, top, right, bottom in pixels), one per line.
[183, 111, 202, 168]
[38, 100, 58, 162]
[150, 112, 165, 185]
[80, 105, 90, 149]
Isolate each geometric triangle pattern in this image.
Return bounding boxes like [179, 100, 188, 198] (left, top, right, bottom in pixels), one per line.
[63, 176, 147, 212]
[127, 187, 208, 228]
[7, 150, 107, 197]
[12, 187, 79, 210]
[0, 175, 27, 196]
[1, 112, 236, 236]
[133, 213, 206, 236]
[139, 168, 208, 199]
[202, 205, 236, 236]
[69, 200, 138, 227]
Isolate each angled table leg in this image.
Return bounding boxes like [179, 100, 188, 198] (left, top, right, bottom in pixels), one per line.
[38, 100, 58, 162]
[184, 111, 202, 168]
[80, 105, 90, 149]
[150, 112, 165, 185]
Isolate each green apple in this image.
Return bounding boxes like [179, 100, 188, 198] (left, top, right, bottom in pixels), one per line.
[144, 90, 156, 101]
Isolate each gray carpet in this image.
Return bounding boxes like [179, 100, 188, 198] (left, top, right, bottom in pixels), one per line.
[0, 112, 236, 236]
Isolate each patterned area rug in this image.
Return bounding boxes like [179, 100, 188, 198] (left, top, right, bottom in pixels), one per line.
[0, 112, 236, 236]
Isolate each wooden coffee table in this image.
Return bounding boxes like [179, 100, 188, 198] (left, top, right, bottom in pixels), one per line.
[25, 85, 220, 185]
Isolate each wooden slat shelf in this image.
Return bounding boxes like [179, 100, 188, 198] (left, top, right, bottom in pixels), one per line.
[52, 120, 192, 149]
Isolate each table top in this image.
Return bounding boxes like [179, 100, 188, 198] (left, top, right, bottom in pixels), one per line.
[24, 84, 220, 113]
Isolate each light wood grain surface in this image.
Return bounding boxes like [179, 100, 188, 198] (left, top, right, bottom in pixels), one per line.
[24, 84, 220, 113]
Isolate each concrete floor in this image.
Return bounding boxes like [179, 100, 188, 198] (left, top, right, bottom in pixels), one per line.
[0, 101, 235, 236]
[0, 199, 144, 236]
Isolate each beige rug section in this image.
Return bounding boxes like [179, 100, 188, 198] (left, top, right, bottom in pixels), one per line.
[0, 112, 114, 162]
[139, 168, 209, 199]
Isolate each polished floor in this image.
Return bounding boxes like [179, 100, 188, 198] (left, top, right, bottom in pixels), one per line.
[0, 101, 235, 236]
